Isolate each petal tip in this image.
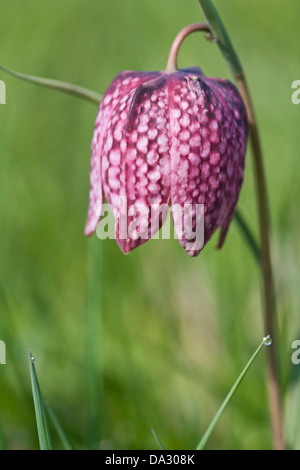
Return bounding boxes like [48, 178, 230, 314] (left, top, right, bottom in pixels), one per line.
[84, 223, 96, 237]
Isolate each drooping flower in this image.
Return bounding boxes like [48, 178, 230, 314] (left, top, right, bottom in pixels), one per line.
[85, 25, 248, 256]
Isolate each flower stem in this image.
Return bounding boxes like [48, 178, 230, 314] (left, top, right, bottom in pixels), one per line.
[236, 77, 283, 449]
[165, 23, 211, 73]
[197, 0, 284, 450]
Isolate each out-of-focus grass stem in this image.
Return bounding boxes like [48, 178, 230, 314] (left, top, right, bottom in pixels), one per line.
[86, 236, 103, 448]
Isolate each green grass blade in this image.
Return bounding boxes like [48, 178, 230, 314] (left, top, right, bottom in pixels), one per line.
[197, 0, 243, 78]
[151, 428, 165, 450]
[29, 350, 53, 450]
[45, 402, 75, 450]
[234, 208, 261, 265]
[196, 336, 271, 450]
[0, 65, 102, 105]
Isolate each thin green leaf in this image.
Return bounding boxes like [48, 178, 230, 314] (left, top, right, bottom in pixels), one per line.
[196, 336, 270, 450]
[28, 350, 53, 450]
[197, 0, 243, 79]
[0, 65, 102, 105]
[234, 208, 261, 265]
[45, 402, 75, 450]
[151, 428, 165, 450]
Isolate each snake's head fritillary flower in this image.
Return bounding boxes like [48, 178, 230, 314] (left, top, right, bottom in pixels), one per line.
[85, 24, 248, 256]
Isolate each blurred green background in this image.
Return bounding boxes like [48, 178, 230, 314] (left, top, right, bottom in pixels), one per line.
[0, 0, 299, 450]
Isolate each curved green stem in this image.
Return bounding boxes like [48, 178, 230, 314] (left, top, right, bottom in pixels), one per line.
[197, 0, 284, 450]
[166, 23, 211, 73]
[0, 65, 102, 105]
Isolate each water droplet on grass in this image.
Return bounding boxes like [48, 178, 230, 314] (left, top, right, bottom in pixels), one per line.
[29, 350, 35, 362]
[263, 336, 272, 346]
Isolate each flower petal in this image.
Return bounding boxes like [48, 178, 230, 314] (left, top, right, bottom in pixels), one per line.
[204, 78, 248, 248]
[84, 104, 105, 236]
[169, 71, 247, 256]
[100, 73, 171, 253]
[121, 77, 172, 252]
[85, 71, 157, 236]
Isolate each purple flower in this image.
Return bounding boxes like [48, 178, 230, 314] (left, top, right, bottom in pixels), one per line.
[85, 65, 248, 256]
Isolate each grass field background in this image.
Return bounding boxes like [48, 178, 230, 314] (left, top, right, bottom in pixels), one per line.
[0, 0, 299, 450]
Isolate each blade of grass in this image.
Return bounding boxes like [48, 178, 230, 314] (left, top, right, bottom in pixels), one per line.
[234, 208, 261, 265]
[196, 336, 271, 450]
[197, 0, 243, 77]
[45, 402, 75, 450]
[0, 65, 102, 105]
[151, 428, 165, 450]
[28, 350, 53, 450]
[85, 236, 103, 448]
